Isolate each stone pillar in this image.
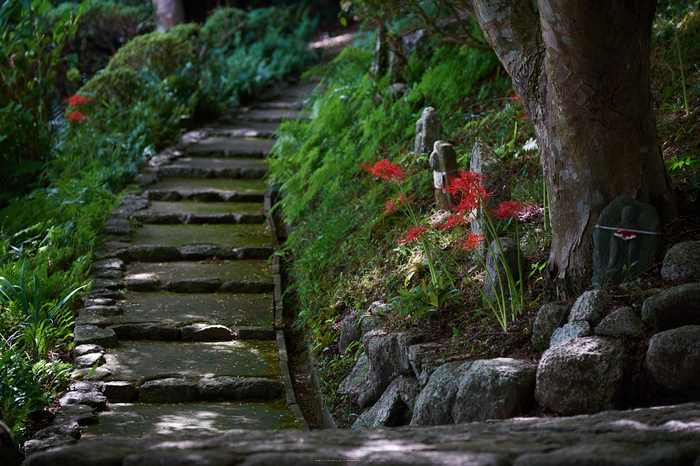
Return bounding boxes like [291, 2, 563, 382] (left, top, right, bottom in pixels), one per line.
[430, 141, 459, 210]
[470, 139, 511, 258]
[370, 23, 388, 78]
[414, 107, 442, 155]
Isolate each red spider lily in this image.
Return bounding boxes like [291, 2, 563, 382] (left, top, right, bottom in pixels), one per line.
[68, 94, 91, 106]
[361, 159, 405, 182]
[507, 90, 520, 103]
[459, 233, 484, 250]
[614, 230, 636, 241]
[68, 111, 85, 123]
[436, 213, 468, 229]
[397, 226, 428, 245]
[445, 171, 488, 212]
[514, 112, 529, 120]
[492, 200, 523, 220]
[384, 193, 407, 214]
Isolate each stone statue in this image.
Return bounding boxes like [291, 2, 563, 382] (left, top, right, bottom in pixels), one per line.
[593, 195, 661, 286]
[429, 141, 459, 210]
[414, 107, 442, 155]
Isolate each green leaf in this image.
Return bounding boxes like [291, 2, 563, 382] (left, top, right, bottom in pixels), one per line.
[339, 17, 347, 27]
[429, 292, 438, 307]
[61, 8, 70, 23]
[37, 1, 50, 15]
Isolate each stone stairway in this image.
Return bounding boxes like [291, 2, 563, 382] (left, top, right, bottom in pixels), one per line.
[27, 83, 317, 451]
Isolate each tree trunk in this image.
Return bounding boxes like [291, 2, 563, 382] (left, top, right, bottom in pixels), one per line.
[471, 0, 676, 284]
[153, 0, 185, 30]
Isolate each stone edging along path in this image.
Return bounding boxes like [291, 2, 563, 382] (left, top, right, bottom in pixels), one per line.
[22, 82, 317, 457]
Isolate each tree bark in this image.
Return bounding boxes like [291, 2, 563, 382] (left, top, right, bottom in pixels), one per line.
[471, 0, 676, 284]
[153, 0, 185, 30]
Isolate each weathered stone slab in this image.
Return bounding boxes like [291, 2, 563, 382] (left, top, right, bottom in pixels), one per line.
[140, 378, 198, 403]
[205, 121, 279, 138]
[181, 324, 233, 341]
[103, 382, 138, 402]
[74, 326, 118, 348]
[338, 353, 369, 397]
[236, 108, 300, 123]
[163, 278, 222, 293]
[157, 158, 268, 179]
[110, 323, 180, 341]
[129, 224, 271, 249]
[186, 137, 275, 158]
[198, 377, 283, 401]
[24, 403, 700, 466]
[99, 292, 273, 328]
[126, 261, 272, 286]
[127, 245, 181, 262]
[97, 341, 280, 383]
[352, 376, 413, 429]
[79, 402, 299, 439]
[145, 178, 267, 200]
[133, 201, 265, 225]
[236, 327, 276, 341]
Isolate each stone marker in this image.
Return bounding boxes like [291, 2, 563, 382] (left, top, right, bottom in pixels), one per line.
[661, 241, 700, 282]
[414, 107, 442, 155]
[592, 194, 661, 286]
[429, 141, 459, 209]
[470, 140, 511, 257]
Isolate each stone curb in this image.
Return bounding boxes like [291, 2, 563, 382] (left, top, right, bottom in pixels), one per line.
[266, 186, 310, 431]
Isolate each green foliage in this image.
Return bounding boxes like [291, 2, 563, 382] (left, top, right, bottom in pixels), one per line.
[269, 39, 508, 336]
[48, 0, 155, 95]
[0, 341, 72, 439]
[0, 0, 86, 204]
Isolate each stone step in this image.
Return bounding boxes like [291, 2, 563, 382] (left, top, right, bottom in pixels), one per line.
[145, 178, 267, 202]
[129, 224, 272, 249]
[185, 137, 275, 158]
[235, 108, 301, 123]
[80, 401, 300, 438]
[75, 291, 274, 329]
[156, 157, 267, 179]
[255, 100, 303, 110]
[202, 121, 280, 139]
[82, 340, 281, 383]
[125, 260, 272, 286]
[132, 201, 265, 225]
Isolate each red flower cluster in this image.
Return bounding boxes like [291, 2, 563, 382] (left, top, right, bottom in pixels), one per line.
[361, 159, 405, 182]
[459, 233, 484, 250]
[397, 226, 428, 244]
[436, 213, 468, 229]
[68, 94, 91, 106]
[445, 171, 489, 212]
[68, 111, 85, 123]
[384, 193, 407, 214]
[492, 200, 523, 220]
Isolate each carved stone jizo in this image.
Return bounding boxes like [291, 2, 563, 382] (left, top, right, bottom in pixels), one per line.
[429, 141, 459, 209]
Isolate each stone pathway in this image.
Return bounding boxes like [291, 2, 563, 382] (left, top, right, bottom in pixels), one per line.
[24, 83, 317, 454]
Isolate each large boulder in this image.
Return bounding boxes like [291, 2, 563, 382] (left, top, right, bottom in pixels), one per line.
[410, 361, 469, 426]
[641, 283, 700, 330]
[338, 302, 386, 355]
[594, 307, 646, 338]
[531, 303, 570, 352]
[358, 331, 423, 408]
[338, 353, 369, 398]
[451, 358, 537, 424]
[535, 337, 625, 415]
[411, 358, 536, 426]
[660, 241, 700, 282]
[646, 325, 700, 396]
[0, 421, 18, 466]
[568, 290, 610, 326]
[549, 321, 592, 347]
[352, 376, 415, 429]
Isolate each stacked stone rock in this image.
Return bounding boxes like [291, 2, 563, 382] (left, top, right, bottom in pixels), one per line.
[23, 83, 317, 457]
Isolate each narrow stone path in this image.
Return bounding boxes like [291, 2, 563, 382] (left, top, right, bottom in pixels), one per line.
[40, 82, 317, 447]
